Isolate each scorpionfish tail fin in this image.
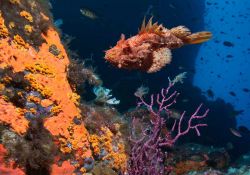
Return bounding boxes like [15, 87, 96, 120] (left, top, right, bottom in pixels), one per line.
[170, 26, 212, 44]
[182, 31, 212, 44]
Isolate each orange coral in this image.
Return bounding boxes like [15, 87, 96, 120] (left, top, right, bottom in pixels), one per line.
[105, 17, 212, 73]
[89, 134, 101, 155]
[20, 10, 33, 22]
[51, 161, 75, 175]
[27, 94, 41, 104]
[0, 8, 91, 174]
[25, 62, 55, 77]
[89, 127, 127, 172]
[24, 24, 33, 33]
[13, 34, 29, 49]
[9, 0, 21, 5]
[0, 98, 28, 134]
[0, 12, 9, 38]
[0, 144, 25, 175]
[24, 73, 53, 98]
[8, 21, 15, 29]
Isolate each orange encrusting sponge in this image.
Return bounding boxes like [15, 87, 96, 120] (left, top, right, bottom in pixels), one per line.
[0, 144, 25, 175]
[0, 18, 91, 169]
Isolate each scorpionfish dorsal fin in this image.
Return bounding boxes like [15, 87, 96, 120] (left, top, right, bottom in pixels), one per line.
[138, 17, 165, 35]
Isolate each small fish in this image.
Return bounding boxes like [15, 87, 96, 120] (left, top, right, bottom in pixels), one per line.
[226, 54, 233, 58]
[182, 99, 189, 103]
[206, 89, 214, 98]
[134, 85, 149, 98]
[223, 41, 234, 47]
[230, 128, 242, 137]
[229, 91, 236, 96]
[243, 88, 250, 93]
[80, 8, 98, 20]
[54, 19, 63, 28]
[169, 3, 176, 9]
[169, 109, 181, 119]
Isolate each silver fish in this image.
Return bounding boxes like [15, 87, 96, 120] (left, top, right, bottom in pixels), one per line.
[80, 8, 98, 20]
[230, 128, 242, 137]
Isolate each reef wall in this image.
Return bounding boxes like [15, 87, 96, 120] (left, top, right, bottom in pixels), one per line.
[0, 1, 127, 174]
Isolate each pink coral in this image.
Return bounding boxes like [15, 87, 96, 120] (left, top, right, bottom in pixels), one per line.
[128, 79, 209, 174]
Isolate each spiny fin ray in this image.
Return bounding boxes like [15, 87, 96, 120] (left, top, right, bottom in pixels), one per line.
[139, 17, 164, 35]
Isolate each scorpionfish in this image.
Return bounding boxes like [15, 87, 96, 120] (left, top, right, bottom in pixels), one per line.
[105, 17, 212, 73]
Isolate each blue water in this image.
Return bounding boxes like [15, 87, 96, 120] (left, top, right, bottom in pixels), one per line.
[194, 0, 250, 128]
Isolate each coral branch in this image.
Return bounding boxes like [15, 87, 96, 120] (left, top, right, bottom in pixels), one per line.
[162, 104, 209, 146]
[128, 79, 209, 175]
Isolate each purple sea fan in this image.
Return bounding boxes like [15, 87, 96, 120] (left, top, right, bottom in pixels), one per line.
[127, 79, 209, 175]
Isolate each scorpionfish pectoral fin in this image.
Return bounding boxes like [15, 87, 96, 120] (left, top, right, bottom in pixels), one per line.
[182, 31, 212, 44]
[146, 48, 172, 73]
